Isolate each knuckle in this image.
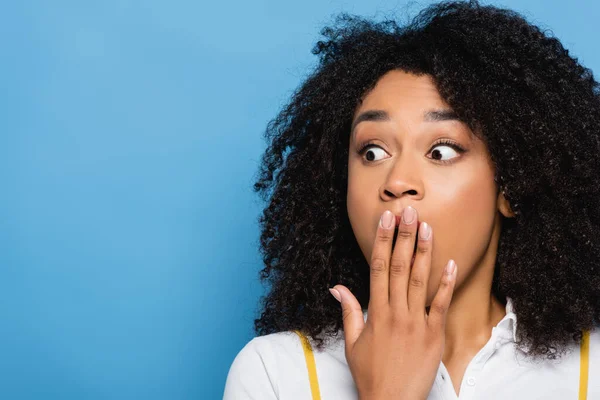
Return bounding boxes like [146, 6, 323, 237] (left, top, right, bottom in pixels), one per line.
[389, 259, 409, 276]
[416, 243, 430, 254]
[396, 318, 416, 334]
[395, 229, 414, 241]
[390, 310, 405, 325]
[370, 257, 388, 275]
[377, 229, 394, 241]
[341, 306, 354, 322]
[409, 276, 425, 288]
[430, 302, 447, 316]
[370, 310, 390, 326]
[438, 278, 450, 289]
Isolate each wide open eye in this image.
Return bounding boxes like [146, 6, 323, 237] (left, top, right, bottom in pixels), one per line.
[429, 144, 459, 161]
[359, 145, 388, 162]
[427, 140, 466, 163]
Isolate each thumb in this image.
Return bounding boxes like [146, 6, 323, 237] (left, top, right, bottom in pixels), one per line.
[330, 285, 365, 348]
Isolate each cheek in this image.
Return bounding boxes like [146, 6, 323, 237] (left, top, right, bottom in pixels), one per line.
[347, 164, 380, 260]
[426, 169, 498, 303]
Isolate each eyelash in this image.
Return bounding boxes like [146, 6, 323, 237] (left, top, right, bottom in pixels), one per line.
[356, 139, 467, 164]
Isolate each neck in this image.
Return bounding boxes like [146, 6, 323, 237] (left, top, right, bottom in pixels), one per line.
[443, 269, 506, 359]
[442, 214, 507, 360]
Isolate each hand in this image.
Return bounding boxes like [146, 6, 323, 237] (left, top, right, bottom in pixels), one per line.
[330, 206, 458, 400]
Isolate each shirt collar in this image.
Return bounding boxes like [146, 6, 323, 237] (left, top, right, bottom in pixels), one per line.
[361, 296, 519, 343]
[501, 296, 518, 342]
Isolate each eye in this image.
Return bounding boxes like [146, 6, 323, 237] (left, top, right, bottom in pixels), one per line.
[427, 141, 465, 163]
[358, 144, 389, 162]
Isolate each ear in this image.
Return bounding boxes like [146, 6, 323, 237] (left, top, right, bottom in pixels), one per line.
[497, 190, 515, 218]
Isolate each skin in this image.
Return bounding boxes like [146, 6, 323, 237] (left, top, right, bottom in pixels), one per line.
[332, 70, 515, 398]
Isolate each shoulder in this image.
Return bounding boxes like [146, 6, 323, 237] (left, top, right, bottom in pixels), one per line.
[247, 330, 306, 353]
[233, 330, 309, 368]
[223, 331, 307, 400]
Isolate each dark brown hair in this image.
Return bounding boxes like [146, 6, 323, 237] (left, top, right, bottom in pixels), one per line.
[253, 0, 600, 360]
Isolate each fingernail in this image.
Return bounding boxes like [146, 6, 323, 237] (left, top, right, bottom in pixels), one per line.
[445, 260, 456, 275]
[380, 210, 394, 229]
[402, 206, 416, 224]
[419, 222, 431, 240]
[329, 288, 342, 303]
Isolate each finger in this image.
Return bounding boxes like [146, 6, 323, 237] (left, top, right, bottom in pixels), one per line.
[427, 260, 458, 331]
[368, 210, 396, 311]
[407, 221, 433, 313]
[331, 285, 365, 350]
[389, 206, 418, 311]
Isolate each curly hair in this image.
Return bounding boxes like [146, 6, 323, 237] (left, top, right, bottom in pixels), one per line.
[252, 0, 600, 360]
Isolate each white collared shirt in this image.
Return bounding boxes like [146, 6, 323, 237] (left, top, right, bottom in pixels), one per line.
[223, 298, 599, 399]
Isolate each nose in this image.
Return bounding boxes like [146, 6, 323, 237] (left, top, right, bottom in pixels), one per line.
[379, 154, 424, 201]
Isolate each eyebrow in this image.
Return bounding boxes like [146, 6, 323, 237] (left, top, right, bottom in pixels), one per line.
[350, 108, 461, 135]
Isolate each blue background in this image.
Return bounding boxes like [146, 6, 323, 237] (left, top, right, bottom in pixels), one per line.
[1, 1, 598, 399]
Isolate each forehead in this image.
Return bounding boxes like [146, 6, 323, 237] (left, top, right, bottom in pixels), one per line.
[355, 70, 448, 118]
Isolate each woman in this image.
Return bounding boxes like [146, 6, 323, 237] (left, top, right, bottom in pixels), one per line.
[224, 1, 600, 398]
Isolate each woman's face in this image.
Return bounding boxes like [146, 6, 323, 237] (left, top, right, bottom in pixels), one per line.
[347, 69, 504, 305]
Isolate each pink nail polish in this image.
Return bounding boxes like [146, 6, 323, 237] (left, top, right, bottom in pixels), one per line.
[329, 288, 341, 303]
[419, 222, 431, 240]
[445, 260, 456, 275]
[380, 211, 394, 229]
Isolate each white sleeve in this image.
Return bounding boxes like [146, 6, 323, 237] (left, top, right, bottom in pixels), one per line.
[223, 337, 279, 400]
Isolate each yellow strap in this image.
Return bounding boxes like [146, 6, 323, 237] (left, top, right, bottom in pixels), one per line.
[294, 330, 322, 400]
[579, 329, 590, 400]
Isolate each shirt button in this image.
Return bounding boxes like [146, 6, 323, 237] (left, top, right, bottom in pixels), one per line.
[495, 341, 502, 349]
[467, 376, 476, 386]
